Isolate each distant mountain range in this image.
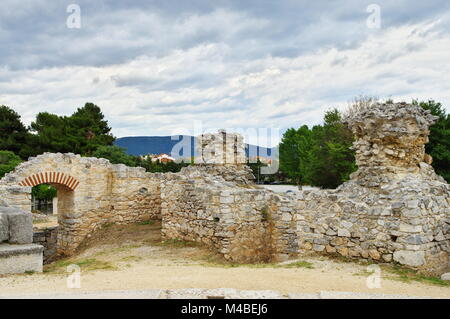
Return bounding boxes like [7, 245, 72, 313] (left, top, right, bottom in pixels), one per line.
[114, 136, 277, 159]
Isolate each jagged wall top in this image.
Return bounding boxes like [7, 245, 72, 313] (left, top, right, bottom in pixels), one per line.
[344, 102, 438, 171]
[195, 130, 246, 164]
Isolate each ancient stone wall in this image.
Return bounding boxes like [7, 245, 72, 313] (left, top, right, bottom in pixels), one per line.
[161, 165, 279, 263]
[195, 130, 246, 164]
[1, 104, 448, 276]
[0, 199, 43, 274]
[161, 103, 449, 275]
[0, 153, 161, 257]
[274, 103, 449, 275]
[33, 226, 58, 264]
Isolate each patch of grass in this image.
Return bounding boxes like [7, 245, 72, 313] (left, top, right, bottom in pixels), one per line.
[101, 223, 114, 229]
[352, 262, 448, 287]
[120, 256, 143, 262]
[93, 244, 143, 257]
[328, 254, 354, 264]
[138, 220, 155, 226]
[155, 239, 201, 248]
[199, 262, 276, 269]
[199, 259, 314, 269]
[24, 270, 35, 275]
[382, 265, 449, 287]
[32, 220, 48, 224]
[230, 263, 278, 269]
[44, 258, 116, 273]
[75, 221, 162, 254]
[261, 206, 271, 222]
[282, 261, 314, 269]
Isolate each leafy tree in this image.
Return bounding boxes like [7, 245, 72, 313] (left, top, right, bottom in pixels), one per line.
[92, 145, 137, 166]
[279, 126, 312, 184]
[0, 105, 34, 159]
[305, 109, 356, 188]
[279, 109, 356, 188]
[296, 126, 314, 184]
[30, 102, 115, 156]
[413, 99, 450, 182]
[32, 184, 57, 201]
[0, 150, 22, 178]
[30, 112, 71, 154]
[135, 156, 190, 173]
[68, 103, 115, 155]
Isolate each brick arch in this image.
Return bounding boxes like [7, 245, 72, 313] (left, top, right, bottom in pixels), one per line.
[18, 172, 80, 191]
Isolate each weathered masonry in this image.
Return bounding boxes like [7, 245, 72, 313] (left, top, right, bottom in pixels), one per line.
[0, 155, 161, 257]
[160, 103, 449, 275]
[0, 102, 449, 276]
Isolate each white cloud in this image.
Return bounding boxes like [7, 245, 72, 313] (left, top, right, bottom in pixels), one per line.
[0, 5, 449, 147]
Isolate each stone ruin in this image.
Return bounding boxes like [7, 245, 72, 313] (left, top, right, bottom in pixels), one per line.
[161, 102, 449, 275]
[0, 102, 448, 276]
[195, 129, 247, 165]
[193, 130, 254, 184]
[0, 154, 162, 266]
[0, 200, 43, 274]
[291, 102, 449, 274]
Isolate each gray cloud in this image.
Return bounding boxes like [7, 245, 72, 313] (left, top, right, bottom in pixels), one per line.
[0, 1, 449, 145]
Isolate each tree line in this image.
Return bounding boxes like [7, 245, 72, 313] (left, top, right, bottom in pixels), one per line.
[0, 98, 448, 195]
[0, 103, 189, 201]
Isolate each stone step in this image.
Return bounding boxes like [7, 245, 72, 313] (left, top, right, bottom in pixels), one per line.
[0, 244, 43, 275]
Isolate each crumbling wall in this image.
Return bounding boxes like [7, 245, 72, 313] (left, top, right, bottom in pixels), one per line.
[162, 105, 449, 275]
[161, 165, 277, 263]
[0, 153, 161, 257]
[0, 200, 43, 275]
[0, 203, 34, 245]
[195, 130, 246, 165]
[2, 104, 448, 276]
[33, 226, 58, 264]
[281, 102, 449, 275]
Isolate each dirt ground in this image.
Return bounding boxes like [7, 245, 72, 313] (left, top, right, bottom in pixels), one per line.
[1, 221, 449, 298]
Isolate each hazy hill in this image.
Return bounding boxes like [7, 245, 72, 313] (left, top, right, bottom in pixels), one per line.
[114, 136, 276, 159]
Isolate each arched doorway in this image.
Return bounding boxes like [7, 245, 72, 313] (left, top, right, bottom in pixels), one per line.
[20, 171, 78, 220]
[1, 153, 160, 258]
[19, 172, 79, 260]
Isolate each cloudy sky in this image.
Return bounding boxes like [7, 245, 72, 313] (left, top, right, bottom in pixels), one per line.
[1, 1, 449, 146]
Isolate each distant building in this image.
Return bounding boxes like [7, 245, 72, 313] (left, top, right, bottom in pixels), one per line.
[248, 156, 273, 165]
[149, 153, 176, 163]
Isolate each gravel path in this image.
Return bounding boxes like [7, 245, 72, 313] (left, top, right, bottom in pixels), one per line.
[0, 288, 440, 299]
[0, 253, 448, 299]
[1, 223, 448, 299]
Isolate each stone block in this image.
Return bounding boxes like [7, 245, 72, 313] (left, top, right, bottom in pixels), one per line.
[325, 245, 336, 253]
[0, 213, 8, 242]
[0, 244, 43, 274]
[399, 223, 422, 233]
[393, 250, 425, 267]
[337, 228, 351, 237]
[7, 211, 33, 244]
[313, 244, 325, 252]
[337, 247, 349, 257]
[220, 197, 233, 204]
[368, 249, 380, 260]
